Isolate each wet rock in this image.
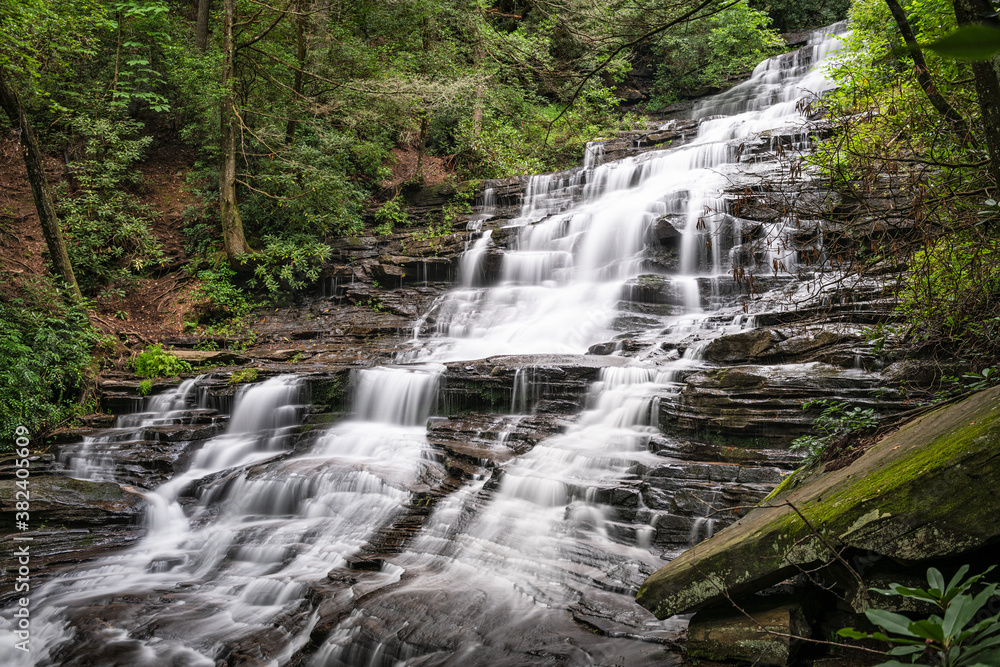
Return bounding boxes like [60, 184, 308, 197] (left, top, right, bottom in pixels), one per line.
[637, 386, 1000, 619]
[687, 599, 811, 666]
[883, 358, 969, 387]
[0, 475, 147, 529]
[441, 354, 627, 414]
[654, 215, 683, 244]
[659, 362, 905, 442]
[702, 329, 783, 363]
[255, 348, 304, 361]
[171, 349, 249, 365]
[588, 342, 618, 355]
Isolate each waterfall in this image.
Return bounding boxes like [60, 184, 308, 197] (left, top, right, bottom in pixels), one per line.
[1, 23, 850, 667]
[458, 229, 492, 287]
[402, 25, 845, 363]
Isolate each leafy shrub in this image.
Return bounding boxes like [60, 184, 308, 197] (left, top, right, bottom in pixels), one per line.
[240, 236, 331, 294]
[239, 127, 382, 240]
[791, 399, 879, 464]
[0, 279, 101, 446]
[133, 344, 192, 378]
[839, 565, 1000, 666]
[190, 266, 259, 324]
[55, 114, 164, 293]
[897, 236, 1000, 363]
[649, 0, 784, 107]
[375, 198, 410, 228]
[228, 368, 259, 385]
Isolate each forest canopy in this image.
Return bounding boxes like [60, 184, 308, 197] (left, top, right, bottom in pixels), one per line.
[7, 0, 1000, 442]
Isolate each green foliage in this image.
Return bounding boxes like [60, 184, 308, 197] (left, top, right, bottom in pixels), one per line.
[898, 235, 1000, 358]
[228, 368, 258, 385]
[649, 0, 785, 108]
[0, 278, 101, 446]
[138, 379, 153, 396]
[959, 368, 999, 391]
[839, 565, 1000, 666]
[805, 0, 999, 367]
[191, 266, 258, 325]
[375, 197, 410, 228]
[903, 24, 1000, 61]
[241, 236, 332, 294]
[750, 0, 850, 33]
[132, 343, 191, 378]
[239, 128, 383, 241]
[55, 114, 164, 293]
[791, 399, 879, 463]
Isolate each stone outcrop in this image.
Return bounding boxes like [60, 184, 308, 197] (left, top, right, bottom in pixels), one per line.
[687, 599, 812, 667]
[636, 385, 1000, 620]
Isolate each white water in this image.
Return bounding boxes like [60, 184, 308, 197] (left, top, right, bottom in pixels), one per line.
[1, 24, 848, 666]
[410, 23, 846, 364]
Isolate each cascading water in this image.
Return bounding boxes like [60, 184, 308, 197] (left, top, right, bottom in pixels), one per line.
[2, 23, 849, 666]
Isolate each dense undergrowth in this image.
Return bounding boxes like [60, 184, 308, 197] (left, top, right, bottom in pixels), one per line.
[802, 0, 1000, 369]
[11, 0, 1000, 444]
[0, 278, 102, 444]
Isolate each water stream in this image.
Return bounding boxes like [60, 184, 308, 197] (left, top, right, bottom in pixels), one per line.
[2, 24, 849, 666]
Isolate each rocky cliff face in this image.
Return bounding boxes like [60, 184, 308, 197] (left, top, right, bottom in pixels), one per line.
[11, 26, 973, 666]
[635, 385, 1000, 665]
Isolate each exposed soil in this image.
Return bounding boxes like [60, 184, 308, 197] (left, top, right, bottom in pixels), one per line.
[0, 134, 203, 347]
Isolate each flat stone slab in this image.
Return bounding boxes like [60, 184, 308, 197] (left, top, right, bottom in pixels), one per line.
[688, 599, 811, 667]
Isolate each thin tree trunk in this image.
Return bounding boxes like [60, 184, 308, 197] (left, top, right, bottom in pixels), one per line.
[415, 115, 428, 182]
[220, 0, 251, 261]
[472, 42, 484, 136]
[885, 0, 972, 141]
[0, 66, 82, 300]
[284, 0, 307, 144]
[196, 0, 211, 52]
[952, 0, 1000, 192]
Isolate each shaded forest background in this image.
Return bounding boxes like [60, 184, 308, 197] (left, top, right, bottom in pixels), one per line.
[2, 0, 999, 444]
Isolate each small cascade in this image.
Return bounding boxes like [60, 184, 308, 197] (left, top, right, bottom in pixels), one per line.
[352, 366, 441, 426]
[313, 363, 674, 664]
[458, 229, 493, 287]
[405, 26, 846, 364]
[63, 376, 212, 481]
[583, 140, 605, 169]
[688, 517, 717, 546]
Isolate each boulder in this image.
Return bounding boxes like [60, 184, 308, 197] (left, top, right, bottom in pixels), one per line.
[637, 385, 1000, 619]
[687, 599, 812, 666]
[703, 329, 784, 363]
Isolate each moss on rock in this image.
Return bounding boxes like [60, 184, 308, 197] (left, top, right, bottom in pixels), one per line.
[637, 385, 1000, 619]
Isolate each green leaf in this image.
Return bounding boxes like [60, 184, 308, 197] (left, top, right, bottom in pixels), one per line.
[887, 645, 923, 656]
[947, 565, 972, 593]
[910, 619, 946, 643]
[928, 568, 946, 595]
[943, 595, 970, 639]
[838, 628, 870, 640]
[867, 609, 919, 637]
[920, 24, 1000, 61]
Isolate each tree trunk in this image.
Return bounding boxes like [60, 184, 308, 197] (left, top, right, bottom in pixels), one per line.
[884, 0, 972, 141]
[472, 41, 484, 136]
[0, 66, 83, 300]
[220, 0, 251, 261]
[284, 0, 307, 144]
[952, 0, 1000, 192]
[196, 0, 211, 52]
[415, 115, 428, 182]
